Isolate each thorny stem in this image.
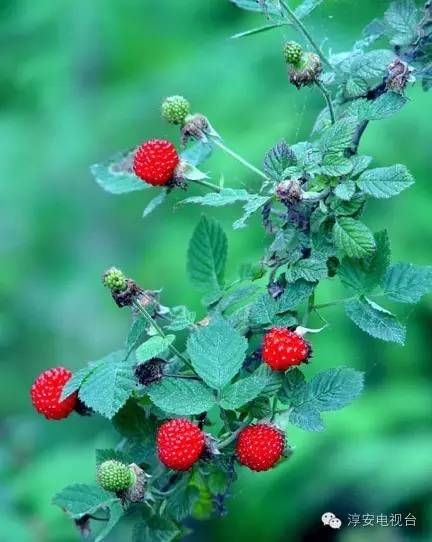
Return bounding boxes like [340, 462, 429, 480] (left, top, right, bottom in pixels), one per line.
[315, 79, 336, 124]
[213, 138, 269, 181]
[279, 0, 333, 71]
[132, 301, 195, 372]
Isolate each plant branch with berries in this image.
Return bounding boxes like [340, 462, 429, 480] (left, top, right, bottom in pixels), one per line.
[30, 2, 432, 541]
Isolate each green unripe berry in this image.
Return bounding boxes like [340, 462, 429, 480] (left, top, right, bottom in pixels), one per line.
[283, 41, 303, 65]
[97, 460, 134, 492]
[102, 267, 127, 291]
[161, 95, 190, 125]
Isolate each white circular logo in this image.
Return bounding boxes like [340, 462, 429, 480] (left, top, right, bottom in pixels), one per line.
[329, 518, 342, 529]
[321, 512, 336, 525]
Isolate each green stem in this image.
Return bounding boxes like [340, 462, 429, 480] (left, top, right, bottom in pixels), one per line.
[132, 301, 195, 372]
[212, 138, 269, 181]
[279, 0, 333, 71]
[188, 178, 222, 193]
[302, 292, 315, 326]
[315, 79, 336, 124]
[312, 296, 357, 310]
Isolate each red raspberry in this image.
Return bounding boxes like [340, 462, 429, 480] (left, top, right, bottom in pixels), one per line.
[133, 139, 179, 186]
[31, 367, 77, 420]
[262, 327, 311, 371]
[156, 418, 205, 471]
[236, 424, 285, 472]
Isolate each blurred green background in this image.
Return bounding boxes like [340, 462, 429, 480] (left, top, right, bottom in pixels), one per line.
[1, 0, 431, 541]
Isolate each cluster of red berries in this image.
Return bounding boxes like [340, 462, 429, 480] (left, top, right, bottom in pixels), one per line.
[31, 327, 309, 471]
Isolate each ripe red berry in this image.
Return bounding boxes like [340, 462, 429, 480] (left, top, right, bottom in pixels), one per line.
[31, 367, 77, 420]
[236, 424, 285, 472]
[262, 327, 311, 371]
[156, 418, 205, 471]
[133, 139, 179, 186]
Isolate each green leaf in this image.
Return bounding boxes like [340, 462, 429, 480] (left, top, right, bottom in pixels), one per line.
[181, 140, 213, 166]
[350, 155, 372, 177]
[142, 191, 167, 218]
[357, 164, 414, 198]
[277, 280, 316, 311]
[338, 230, 390, 293]
[335, 181, 356, 201]
[320, 117, 357, 155]
[180, 188, 251, 207]
[90, 150, 147, 195]
[52, 484, 119, 519]
[220, 368, 270, 410]
[289, 403, 324, 432]
[95, 449, 131, 467]
[279, 368, 306, 404]
[133, 518, 180, 542]
[384, 0, 420, 46]
[78, 351, 136, 419]
[350, 49, 395, 81]
[383, 263, 432, 304]
[187, 216, 227, 291]
[60, 359, 104, 401]
[348, 92, 407, 122]
[345, 297, 406, 344]
[294, 0, 323, 19]
[263, 140, 296, 181]
[232, 195, 270, 230]
[113, 400, 156, 440]
[229, 0, 279, 15]
[186, 318, 247, 390]
[95, 500, 123, 542]
[309, 368, 364, 411]
[147, 379, 216, 415]
[165, 306, 196, 331]
[136, 335, 175, 362]
[333, 218, 376, 259]
[286, 256, 328, 283]
[321, 154, 353, 177]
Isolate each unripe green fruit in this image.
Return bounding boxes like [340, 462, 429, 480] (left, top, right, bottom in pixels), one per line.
[97, 460, 134, 492]
[102, 267, 127, 291]
[161, 95, 190, 125]
[283, 41, 303, 65]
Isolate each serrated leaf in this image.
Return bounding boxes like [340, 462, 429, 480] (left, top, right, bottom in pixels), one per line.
[350, 155, 372, 177]
[180, 188, 251, 207]
[263, 140, 296, 181]
[229, 0, 280, 14]
[232, 195, 270, 230]
[187, 215, 227, 291]
[60, 359, 105, 401]
[143, 191, 167, 218]
[319, 117, 357, 155]
[335, 181, 356, 201]
[383, 263, 432, 303]
[384, 0, 420, 47]
[126, 317, 148, 355]
[136, 335, 175, 362]
[147, 379, 216, 415]
[186, 318, 247, 390]
[357, 164, 414, 198]
[277, 280, 315, 310]
[309, 368, 364, 411]
[338, 230, 390, 293]
[91, 150, 147, 195]
[345, 297, 406, 344]
[95, 500, 123, 542]
[52, 484, 119, 519]
[286, 256, 328, 283]
[350, 49, 395, 81]
[333, 218, 376, 259]
[348, 92, 407, 123]
[181, 140, 213, 167]
[78, 351, 136, 419]
[165, 306, 196, 331]
[95, 449, 131, 467]
[288, 403, 325, 432]
[321, 154, 353, 177]
[133, 518, 180, 542]
[219, 368, 269, 410]
[279, 368, 307, 404]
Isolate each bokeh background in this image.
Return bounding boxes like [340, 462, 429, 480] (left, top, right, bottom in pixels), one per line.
[1, 0, 431, 541]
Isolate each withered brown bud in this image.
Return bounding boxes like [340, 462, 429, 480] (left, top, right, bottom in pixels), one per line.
[289, 52, 322, 89]
[386, 59, 414, 93]
[181, 114, 211, 146]
[111, 279, 143, 308]
[275, 179, 302, 203]
[135, 358, 166, 386]
[122, 464, 150, 503]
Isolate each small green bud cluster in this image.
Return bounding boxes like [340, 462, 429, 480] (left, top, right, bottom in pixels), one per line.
[102, 267, 127, 291]
[283, 41, 303, 65]
[161, 95, 191, 125]
[97, 460, 134, 492]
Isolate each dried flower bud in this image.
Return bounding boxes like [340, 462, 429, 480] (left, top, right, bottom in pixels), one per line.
[289, 52, 322, 89]
[275, 179, 302, 203]
[386, 59, 414, 93]
[122, 464, 150, 503]
[135, 358, 166, 386]
[181, 113, 211, 146]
